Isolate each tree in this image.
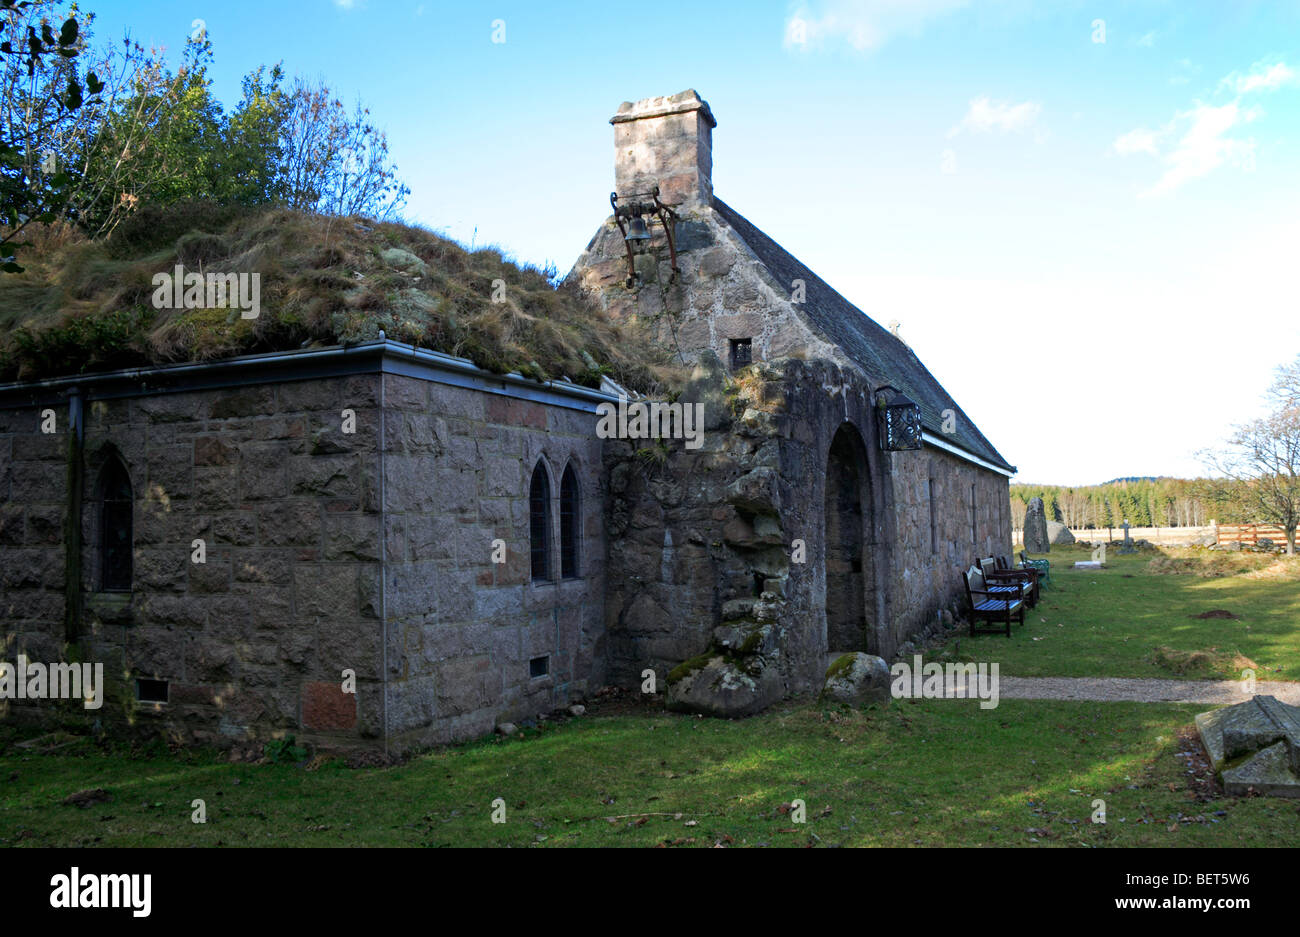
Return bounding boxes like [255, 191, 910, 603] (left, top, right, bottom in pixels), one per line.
[1009, 495, 1026, 532]
[5, 6, 411, 254]
[0, 0, 101, 270]
[1199, 355, 1300, 554]
[221, 63, 290, 206]
[277, 76, 408, 219]
[69, 33, 226, 237]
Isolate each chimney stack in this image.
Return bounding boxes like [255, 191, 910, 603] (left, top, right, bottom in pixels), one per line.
[611, 89, 716, 211]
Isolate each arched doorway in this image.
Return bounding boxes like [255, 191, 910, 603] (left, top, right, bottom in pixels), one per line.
[824, 423, 877, 654]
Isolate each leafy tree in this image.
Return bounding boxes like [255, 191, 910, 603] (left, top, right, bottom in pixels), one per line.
[5, 4, 411, 256]
[221, 63, 290, 205]
[0, 0, 100, 270]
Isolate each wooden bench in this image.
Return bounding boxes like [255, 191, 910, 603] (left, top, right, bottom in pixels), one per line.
[979, 556, 1036, 607]
[993, 554, 1039, 605]
[962, 566, 1024, 637]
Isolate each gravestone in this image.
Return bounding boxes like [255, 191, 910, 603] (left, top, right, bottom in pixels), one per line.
[1119, 519, 1136, 554]
[1023, 497, 1049, 553]
[1195, 695, 1300, 798]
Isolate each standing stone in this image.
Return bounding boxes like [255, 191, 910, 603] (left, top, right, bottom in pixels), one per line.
[1045, 520, 1075, 546]
[1023, 497, 1050, 553]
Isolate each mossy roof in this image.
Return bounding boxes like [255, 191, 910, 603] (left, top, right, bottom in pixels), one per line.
[0, 202, 676, 394]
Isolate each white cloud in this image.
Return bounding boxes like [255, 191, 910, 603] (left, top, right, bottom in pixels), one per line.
[785, 0, 969, 52]
[1225, 61, 1297, 94]
[1112, 127, 1162, 157]
[947, 96, 1041, 138]
[1115, 58, 1293, 196]
[1141, 103, 1256, 197]
[1136, 30, 1156, 47]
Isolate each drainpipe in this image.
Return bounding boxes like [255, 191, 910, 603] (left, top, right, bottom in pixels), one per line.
[63, 386, 84, 647]
[379, 372, 388, 757]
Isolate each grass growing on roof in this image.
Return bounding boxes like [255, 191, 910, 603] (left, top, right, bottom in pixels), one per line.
[0, 203, 678, 394]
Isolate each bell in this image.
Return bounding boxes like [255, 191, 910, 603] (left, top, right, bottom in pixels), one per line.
[624, 216, 650, 242]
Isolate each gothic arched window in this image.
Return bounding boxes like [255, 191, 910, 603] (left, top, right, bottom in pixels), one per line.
[529, 461, 552, 582]
[100, 457, 133, 591]
[560, 464, 580, 579]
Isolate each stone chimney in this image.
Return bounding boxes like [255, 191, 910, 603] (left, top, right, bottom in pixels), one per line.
[611, 89, 716, 211]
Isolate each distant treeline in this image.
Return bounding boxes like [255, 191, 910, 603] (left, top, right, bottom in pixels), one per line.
[1009, 478, 1251, 530]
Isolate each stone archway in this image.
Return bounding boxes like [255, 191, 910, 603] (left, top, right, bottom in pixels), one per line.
[824, 422, 878, 655]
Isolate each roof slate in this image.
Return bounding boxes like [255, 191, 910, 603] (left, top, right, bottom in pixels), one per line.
[712, 197, 1016, 473]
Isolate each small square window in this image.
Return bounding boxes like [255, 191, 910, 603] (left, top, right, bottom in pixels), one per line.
[136, 678, 169, 703]
[529, 656, 549, 679]
[729, 338, 752, 370]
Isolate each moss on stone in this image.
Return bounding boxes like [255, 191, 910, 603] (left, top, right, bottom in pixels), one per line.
[736, 628, 763, 656]
[667, 654, 715, 684]
[824, 653, 857, 681]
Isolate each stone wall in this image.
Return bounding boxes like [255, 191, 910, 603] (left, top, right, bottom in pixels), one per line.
[381, 374, 606, 752]
[0, 356, 611, 752]
[886, 445, 1012, 651]
[601, 356, 779, 690]
[603, 355, 1012, 700]
[0, 407, 68, 688]
[0, 377, 385, 748]
[572, 210, 836, 374]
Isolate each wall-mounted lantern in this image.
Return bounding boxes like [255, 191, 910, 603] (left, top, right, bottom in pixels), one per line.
[610, 185, 679, 288]
[875, 384, 923, 452]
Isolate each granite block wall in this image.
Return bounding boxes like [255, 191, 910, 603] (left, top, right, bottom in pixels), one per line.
[0, 377, 385, 747]
[0, 363, 610, 752]
[380, 374, 606, 752]
[603, 356, 1012, 697]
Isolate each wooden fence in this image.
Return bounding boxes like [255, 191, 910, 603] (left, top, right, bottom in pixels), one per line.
[1011, 525, 1214, 546]
[1215, 524, 1288, 545]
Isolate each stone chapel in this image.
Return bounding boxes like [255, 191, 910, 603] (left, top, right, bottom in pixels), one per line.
[0, 89, 1015, 752]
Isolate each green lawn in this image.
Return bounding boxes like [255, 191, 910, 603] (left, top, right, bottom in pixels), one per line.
[944, 544, 1300, 681]
[4, 700, 1297, 847]
[3, 545, 1299, 848]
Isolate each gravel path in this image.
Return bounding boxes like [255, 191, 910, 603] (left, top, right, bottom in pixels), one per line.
[997, 676, 1300, 705]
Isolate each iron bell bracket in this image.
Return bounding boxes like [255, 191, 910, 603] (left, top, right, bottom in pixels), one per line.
[610, 185, 680, 288]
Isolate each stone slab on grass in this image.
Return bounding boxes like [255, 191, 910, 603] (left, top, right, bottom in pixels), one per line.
[1195, 694, 1300, 798]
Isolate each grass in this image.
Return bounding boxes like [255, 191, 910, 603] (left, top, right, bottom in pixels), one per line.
[4, 701, 1297, 848]
[941, 544, 1300, 681]
[0, 204, 679, 393]
[3, 543, 1299, 848]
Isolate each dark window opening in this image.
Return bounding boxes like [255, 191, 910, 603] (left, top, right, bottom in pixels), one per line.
[136, 678, 168, 703]
[529, 656, 549, 679]
[729, 338, 752, 370]
[529, 462, 552, 582]
[100, 458, 133, 591]
[970, 483, 977, 543]
[560, 465, 580, 579]
[752, 571, 765, 597]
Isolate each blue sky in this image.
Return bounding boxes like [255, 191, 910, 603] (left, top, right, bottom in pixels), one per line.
[89, 0, 1300, 484]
